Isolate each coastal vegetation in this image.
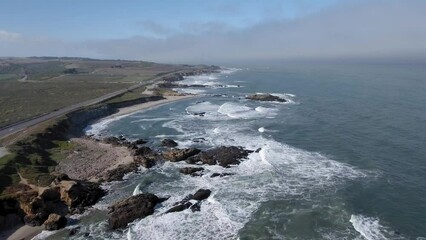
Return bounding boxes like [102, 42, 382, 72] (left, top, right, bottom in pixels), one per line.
[0, 57, 186, 127]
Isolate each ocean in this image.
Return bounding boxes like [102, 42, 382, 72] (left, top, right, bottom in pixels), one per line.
[44, 63, 426, 239]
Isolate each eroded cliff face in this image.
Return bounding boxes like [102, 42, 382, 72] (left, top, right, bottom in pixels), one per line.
[0, 174, 105, 231]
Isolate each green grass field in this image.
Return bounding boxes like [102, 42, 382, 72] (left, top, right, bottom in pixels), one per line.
[0, 57, 191, 127]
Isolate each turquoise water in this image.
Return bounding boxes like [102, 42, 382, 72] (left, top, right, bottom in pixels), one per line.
[47, 63, 426, 239]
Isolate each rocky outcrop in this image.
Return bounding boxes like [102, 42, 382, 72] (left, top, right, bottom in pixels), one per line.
[132, 146, 161, 168]
[210, 173, 235, 178]
[102, 136, 126, 146]
[161, 139, 178, 148]
[133, 139, 147, 146]
[69, 226, 81, 236]
[192, 189, 211, 201]
[187, 146, 250, 167]
[108, 193, 167, 229]
[246, 93, 286, 102]
[165, 189, 211, 214]
[7, 174, 104, 228]
[132, 146, 155, 156]
[165, 202, 192, 213]
[103, 163, 139, 182]
[24, 212, 49, 226]
[102, 136, 147, 150]
[43, 213, 67, 230]
[163, 148, 201, 162]
[58, 180, 105, 211]
[134, 155, 158, 169]
[179, 167, 204, 176]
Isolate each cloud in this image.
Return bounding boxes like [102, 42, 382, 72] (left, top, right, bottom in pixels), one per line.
[138, 21, 172, 37]
[0, 30, 21, 41]
[0, 33, 100, 58]
[86, 0, 426, 63]
[1, 0, 426, 63]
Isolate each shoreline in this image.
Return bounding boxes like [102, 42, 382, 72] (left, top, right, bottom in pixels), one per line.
[109, 94, 197, 118]
[0, 72, 211, 239]
[4, 225, 43, 240]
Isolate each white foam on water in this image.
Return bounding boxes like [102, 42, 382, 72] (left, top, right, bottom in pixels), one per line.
[85, 114, 129, 136]
[257, 127, 278, 133]
[133, 183, 143, 196]
[350, 215, 397, 240]
[221, 84, 241, 88]
[173, 88, 206, 94]
[220, 67, 241, 75]
[130, 117, 172, 123]
[118, 120, 367, 240]
[217, 102, 277, 119]
[185, 101, 220, 114]
[33, 230, 57, 240]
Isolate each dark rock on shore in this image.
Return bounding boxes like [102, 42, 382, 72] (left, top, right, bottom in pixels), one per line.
[192, 137, 207, 143]
[192, 189, 211, 201]
[165, 202, 192, 213]
[188, 146, 250, 167]
[7, 174, 104, 229]
[190, 202, 201, 212]
[210, 173, 235, 178]
[165, 189, 211, 214]
[246, 93, 286, 102]
[69, 226, 81, 236]
[43, 213, 67, 230]
[132, 146, 154, 156]
[161, 139, 178, 148]
[102, 136, 147, 149]
[24, 212, 49, 226]
[163, 148, 201, 162]
[54, 173, 71, 183]
[134, 155, 158, 168]
[132, 146, 161, 168]
[59, 179, 105, 210]
[108, 193, 166, 229]
[102, 136, 124, 146]
[133, 139, 147, 145]
[103, 163, 139, 182]
[191, 112, 206, 117]
[179, 167, 204, 175]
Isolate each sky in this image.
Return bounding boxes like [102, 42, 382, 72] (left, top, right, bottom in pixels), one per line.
[0, 0, 425, 64]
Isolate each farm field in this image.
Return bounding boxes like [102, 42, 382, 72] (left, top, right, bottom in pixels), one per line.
[0, 57, 187, 127]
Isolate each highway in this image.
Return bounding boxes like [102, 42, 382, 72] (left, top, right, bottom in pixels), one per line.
[0, 73, 173, 140]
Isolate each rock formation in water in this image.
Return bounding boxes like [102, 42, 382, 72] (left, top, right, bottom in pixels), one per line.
[108, 193, 167, 229]
[246, 93, 286, 102]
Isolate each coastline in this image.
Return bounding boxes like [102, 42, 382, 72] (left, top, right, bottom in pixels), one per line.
[68, 94, 198, 181]
[4, 94, 200, 240]
[4, 225, 43, 240]
[0, 68, 213, 239]
[109, 94, 197, 118]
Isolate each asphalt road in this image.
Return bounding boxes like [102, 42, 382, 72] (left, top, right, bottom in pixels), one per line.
[0, 73, 172, 140]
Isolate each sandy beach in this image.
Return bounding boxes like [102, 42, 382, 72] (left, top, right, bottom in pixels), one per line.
[110, 94, 196, 118]
[5, 225, 44, 240]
